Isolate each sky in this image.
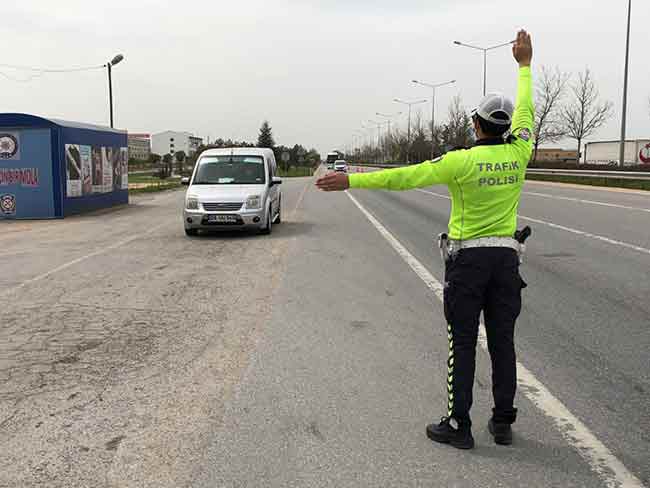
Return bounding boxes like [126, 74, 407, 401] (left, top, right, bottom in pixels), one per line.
[2, 0, 649, 157]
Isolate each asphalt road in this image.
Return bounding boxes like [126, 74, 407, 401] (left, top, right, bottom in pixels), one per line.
[1, 174, 648, 487]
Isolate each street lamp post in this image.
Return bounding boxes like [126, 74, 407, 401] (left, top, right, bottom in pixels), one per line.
[394, 99, 427, 163]
[619, 0, 632, 167]
[376, 112, 402, 137]
[366, 120, 389, 163]
[105, 54, 124, 128]
[376, 112, 402, 162]
[359, 125, 372, 156]
[353, 130, 364, 160]
[453, 40, 514, 96]
[412, 79, 456, 158]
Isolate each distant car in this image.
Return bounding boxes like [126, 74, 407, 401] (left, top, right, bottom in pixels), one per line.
[182, 147, 282, 236]
[334, 160, 348, 173]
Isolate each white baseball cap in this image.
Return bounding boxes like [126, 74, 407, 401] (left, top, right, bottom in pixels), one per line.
[473, 93, 514, 126]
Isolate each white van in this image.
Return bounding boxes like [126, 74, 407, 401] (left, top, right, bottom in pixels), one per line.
[182, 148, 282, 235]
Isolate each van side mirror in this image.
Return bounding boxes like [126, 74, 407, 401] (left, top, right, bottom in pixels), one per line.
[271, 176, 282, 186]
[181, 177, 190, 186]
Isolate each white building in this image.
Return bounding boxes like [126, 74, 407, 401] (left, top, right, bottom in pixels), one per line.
[127, 133, 151, 161]
[151, 131, 203, 158]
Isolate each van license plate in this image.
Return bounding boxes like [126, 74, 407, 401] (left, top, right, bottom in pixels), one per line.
[207, 215, 238, 223]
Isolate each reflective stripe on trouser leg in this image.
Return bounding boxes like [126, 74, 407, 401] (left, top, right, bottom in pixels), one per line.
[447, 323, 454, 417]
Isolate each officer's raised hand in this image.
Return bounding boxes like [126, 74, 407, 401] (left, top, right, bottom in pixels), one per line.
[316, 172, 349, 192]
[513, 29, 533, 67]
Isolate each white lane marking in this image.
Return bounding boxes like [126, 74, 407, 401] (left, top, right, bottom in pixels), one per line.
[523, 191, 650, 214]
[526, 178, 650, 196]
[1, 221, 171, 298]
[517, 215, 650, 256]
[415, 189, 650, 257]
[346, 190, 645, 488]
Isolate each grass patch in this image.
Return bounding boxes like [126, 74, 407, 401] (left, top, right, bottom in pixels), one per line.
[526, 174, 650, 191]
[129, 181, 182, 194]
[128, 174, 182, 193]
[128, 170, 156, 178]
[128, 174, 172, 184]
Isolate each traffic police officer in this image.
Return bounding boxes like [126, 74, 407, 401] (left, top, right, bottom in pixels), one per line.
[316, 30, 534, 449]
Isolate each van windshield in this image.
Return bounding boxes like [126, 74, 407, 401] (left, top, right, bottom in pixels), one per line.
[193, 155, 266, 185]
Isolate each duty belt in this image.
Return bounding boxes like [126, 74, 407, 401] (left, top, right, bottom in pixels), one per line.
[449, 237, 520, 253]
[437, 227, 532, 264]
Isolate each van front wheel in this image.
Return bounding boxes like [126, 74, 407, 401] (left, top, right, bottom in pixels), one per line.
[259, 207, 272, 235]
[275, 197, 282, 224]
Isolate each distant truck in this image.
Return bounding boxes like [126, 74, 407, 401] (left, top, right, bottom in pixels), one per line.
[326, 151, 342, 170]
[583, 140, 650, 166]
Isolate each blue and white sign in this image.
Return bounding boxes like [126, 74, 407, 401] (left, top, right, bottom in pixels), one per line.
[0, 132, 20, 160]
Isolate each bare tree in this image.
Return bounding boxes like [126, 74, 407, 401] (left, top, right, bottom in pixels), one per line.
[410, 112, 430, 163]
[561, 69, 613, 163]
[441, 96, 474, 151]
[533, 66, 570, 162]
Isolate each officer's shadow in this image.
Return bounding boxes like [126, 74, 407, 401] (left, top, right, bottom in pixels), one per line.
[469, 432, 595, 478]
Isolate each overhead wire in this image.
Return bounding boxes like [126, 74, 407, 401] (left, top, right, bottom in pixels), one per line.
[0, 62, 105, 83]
[0, 70, 45, 83]
[0, 63, 106, 73]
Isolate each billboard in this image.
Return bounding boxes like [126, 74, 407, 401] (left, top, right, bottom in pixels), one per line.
[66, 144, 127, 197]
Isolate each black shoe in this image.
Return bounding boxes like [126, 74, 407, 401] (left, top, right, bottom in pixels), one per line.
[488, 419, 513, 445]
[426, 417, 474, 450]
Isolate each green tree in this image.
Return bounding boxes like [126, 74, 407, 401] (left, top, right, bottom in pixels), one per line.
[175, 150, 186, 163]
[159, 153, 173, 179]
[257, 120, 275, 148]
[175, 150, 187, 175]
[149, 153, 162, 165]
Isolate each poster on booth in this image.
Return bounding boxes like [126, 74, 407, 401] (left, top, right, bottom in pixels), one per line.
[80, 145, 92, 195]
[112, 147, 122, 192]
[120, 147, 129, 189]
[92, 146, 103, 193]
[65, 144, 82, 197]
[102, 147, 113, 193]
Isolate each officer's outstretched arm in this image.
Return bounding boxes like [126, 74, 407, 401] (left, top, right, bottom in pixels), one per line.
[315, 153, 462, 192]
[511, 30, 534, 147]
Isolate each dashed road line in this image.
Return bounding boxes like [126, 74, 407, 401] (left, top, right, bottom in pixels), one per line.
[415, 189, 650, 256]
[523, 190, 650, 213]
[347, 190, 645, 488]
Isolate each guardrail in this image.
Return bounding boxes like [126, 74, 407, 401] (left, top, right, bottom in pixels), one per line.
[526, 168, 650, 181]
[350, 163, 650, 181]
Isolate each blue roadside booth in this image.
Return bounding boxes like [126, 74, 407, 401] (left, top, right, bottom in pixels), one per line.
[0, 113, 128, 219]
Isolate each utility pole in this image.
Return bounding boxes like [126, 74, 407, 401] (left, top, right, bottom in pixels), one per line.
[619, 0, 632, 167]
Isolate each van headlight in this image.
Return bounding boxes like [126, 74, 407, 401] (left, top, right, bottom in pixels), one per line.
[186, 196, 200, 210]
[246, 195, 261, 209]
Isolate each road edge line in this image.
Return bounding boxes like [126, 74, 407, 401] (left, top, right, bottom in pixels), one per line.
[1, 221, 171, 298]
